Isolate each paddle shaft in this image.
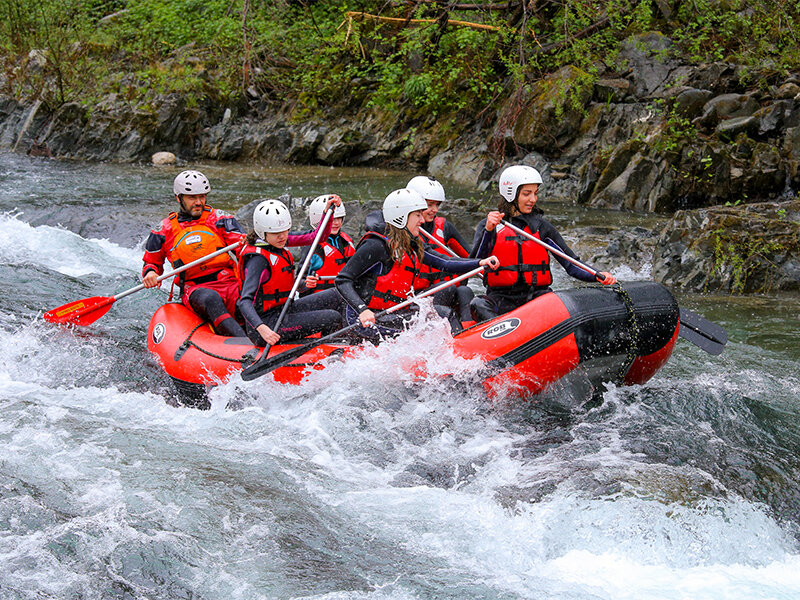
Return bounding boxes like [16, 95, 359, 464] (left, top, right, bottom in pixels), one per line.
[241, 265, 485, 380]
[270, 206, 334, 333]
[500, 219, 604, 282]
[419, 227, 459, 258]
[116, 242, 242, 301]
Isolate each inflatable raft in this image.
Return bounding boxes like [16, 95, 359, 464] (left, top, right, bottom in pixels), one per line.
[147, 281, 681, 406]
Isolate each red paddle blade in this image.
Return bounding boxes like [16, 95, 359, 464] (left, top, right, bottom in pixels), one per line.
[43, 296, 116, 326]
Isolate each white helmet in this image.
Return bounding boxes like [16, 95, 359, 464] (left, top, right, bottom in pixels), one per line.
[382, 188, 427, 229]
[308, 195, 346, 227]
[173, 170, 210, 196]
[253, 199, 292, 237]
[406, 175, 446, 202]
[498, 165, 542, 203]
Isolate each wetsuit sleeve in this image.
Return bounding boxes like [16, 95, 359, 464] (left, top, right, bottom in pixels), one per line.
[287, 219, 332, 247]
[470, 219, 495, 259]
[422, 251, 481, 273]
[540, 220, 596, 282]
[237, 253, 270, 329]
[142, 229, 167, 277]
[335, 238, 386, 312]
[443, 221, 471, 257]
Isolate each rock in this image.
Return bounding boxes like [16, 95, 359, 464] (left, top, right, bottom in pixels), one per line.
[673, 88, 713, 119]
[652, 200, 800, 292]
[27, 49, 47, 71]
[151, 151, 176, 165]
[716, 115, 759, 140]
[504, 65, 593, 153]
[685, 62, 743, 94]
[785, 126, 800, 185]
[593, 78, 631, 103]
[755, 100, 795, 135]
[775, 82, 800, 100]
[288, 125, 326, 163]
[429, 144, 492, 187]
[316, 126, 368, 165]
[694, 93, 760, 130]
[616, 32, 679, 98]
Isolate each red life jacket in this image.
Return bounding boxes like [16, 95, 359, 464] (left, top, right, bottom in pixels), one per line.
[360, 232, 421, 310]
[238, 243, 296, 312]
[486, 221, 552, 289]
[314, 232, 355, 291]
[414, 217, 466, 291]
[167, 208, 236, 282]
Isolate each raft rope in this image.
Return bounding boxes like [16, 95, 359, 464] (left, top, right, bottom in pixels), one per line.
[174, 321, 253, 364]
[610, 283, 641, 384]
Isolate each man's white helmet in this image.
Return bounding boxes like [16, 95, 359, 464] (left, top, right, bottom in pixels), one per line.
[382, 188, 427, 229]
[406, 176, 446, 202]
[308, 195, 346, 228]
[173, 170, 210, 196]
[498, 165, 542, 203]
[253, 200, 292, 237]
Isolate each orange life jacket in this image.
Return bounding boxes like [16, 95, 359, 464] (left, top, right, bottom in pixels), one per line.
[167, 209, 236, 282]
[314, 233, 355, 291]
[485, 221, 552, 289]
[360, 232, 421, 311]
[238, 243, 296, 312]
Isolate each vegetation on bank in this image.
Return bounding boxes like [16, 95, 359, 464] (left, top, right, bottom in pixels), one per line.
[1, 0, 799, 123]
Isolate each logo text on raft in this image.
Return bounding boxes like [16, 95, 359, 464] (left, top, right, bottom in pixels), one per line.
[481, 318, 521, 340]
[152, 323, 166, 344]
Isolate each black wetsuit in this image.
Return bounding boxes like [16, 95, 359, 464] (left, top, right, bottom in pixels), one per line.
[335, 235, 483, 337]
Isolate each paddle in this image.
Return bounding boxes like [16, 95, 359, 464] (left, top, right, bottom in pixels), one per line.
[241, 265, 486, 381]
[44, 241, 242, 326]
[678, 308, 727, 355]
[419, 227, 459, 258]
[243, 205, 334, 371]
[500, 219, 728, 355]
[500, 219, 607, 283]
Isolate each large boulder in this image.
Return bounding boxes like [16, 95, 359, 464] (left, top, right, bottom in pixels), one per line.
[429, 144, 493, 188]
[652, 199, 800, 293]
[503, 65, 593, 154]
[316, 125, 371, 165]
[616, 32, 683, 98]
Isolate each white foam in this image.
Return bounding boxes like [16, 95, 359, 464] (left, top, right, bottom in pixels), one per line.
[0, 211, 141, 276]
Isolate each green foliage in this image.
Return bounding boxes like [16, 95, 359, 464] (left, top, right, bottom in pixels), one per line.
[712, 228, 785, 293]
[1, 0, 799, 122]
[651, 104, 694, 154]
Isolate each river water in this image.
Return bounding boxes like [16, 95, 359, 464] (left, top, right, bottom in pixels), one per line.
[1, 151, 799, 599]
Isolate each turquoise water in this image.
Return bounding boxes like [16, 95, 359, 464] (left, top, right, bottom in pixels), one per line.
[1, 152, 799, 599]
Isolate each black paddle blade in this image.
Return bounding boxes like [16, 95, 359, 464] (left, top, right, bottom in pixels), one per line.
[240, 343, 312, 381]
[240, 321, 362, 381]
[679, 308, 728, 355]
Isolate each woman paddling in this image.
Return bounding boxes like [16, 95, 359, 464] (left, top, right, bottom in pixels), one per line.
[470, 165, 617, 321]
[335, 188, 499, 337]
[236, 198, 344, 346]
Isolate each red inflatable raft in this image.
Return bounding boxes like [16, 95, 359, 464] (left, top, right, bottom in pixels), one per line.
[147, 281, 680, 406]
